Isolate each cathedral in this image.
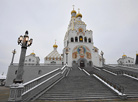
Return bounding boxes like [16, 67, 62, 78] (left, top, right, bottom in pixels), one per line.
[63, 8, 103, 68]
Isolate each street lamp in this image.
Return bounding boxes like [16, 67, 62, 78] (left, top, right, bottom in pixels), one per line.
[100, 51, 104, 66]
[65, 41, 69, 65]
[65, 47, 69, 64]
[15, 31, 33, 83]
[10, 49, 16, 65]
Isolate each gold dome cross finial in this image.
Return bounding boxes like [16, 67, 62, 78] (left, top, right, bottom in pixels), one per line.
[72, 5, 75, 10]
[55, 39, 56, 44]
[78, 8, 80, 13]
[53, 40, 58, 48]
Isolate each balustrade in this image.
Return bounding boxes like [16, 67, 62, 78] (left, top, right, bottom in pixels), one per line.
[8, 65, 69, 102]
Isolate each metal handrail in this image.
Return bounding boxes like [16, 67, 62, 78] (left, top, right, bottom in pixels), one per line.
[92, 69, 124, 94]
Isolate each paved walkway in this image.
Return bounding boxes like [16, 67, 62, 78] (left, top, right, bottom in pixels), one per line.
[0, 86, 9, 102]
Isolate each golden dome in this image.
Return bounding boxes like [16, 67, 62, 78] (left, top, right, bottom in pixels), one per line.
[53, 44, 58, 48]
[71, 10, 76, 14]
[31, 52, 35, 55]
[136, 53, 138, 56]
[122, 54, 127, 57]
[76, 13, 82, 18]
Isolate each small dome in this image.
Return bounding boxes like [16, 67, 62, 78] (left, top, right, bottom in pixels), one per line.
[31, 52, 35, 55]
[53, 44, 58, 48]
[76, 13, 82, 18]
[122, 54, 127, 57]
[71, 10, 76, 14]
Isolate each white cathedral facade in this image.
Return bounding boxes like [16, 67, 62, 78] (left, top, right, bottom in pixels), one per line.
[62, 9, 103, 67]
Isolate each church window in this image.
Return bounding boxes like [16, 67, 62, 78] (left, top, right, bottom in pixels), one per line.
[56, 57, 58, 60]
[84, 37, 87, 42]
[75, 37, 78, 42]
[59, 57, 61, 60]
[29, 59, 31, 62]
[49, 57, 51, 60]
[128, 60, 130, 63]
[79, 28, 83, 32]
[51, 61, 56, 64]
[71, 38, 74, 42]
[15, 70, 17, 75]
[79, 36, 83, 42]
[88, 38, 91, 43]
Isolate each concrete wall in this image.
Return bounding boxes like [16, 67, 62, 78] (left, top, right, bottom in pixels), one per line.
[5, 65, 62, 86]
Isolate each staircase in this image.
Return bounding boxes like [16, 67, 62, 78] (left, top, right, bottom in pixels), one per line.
[91, 66, 138, 98]
[36, 66, 118, 101]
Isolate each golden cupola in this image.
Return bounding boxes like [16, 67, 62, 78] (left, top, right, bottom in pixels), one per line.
[53, 41, 58, 48]
[76, 13, 82, 18]
[71, 10, 76, 14]
[76, 8, 82, 18]
[30, 51, 35, 56]
[71, 5, 76, 17]
[122, 54, 127, 58]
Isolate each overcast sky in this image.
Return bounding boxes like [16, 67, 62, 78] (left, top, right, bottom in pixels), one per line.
[0, 0, 138, 75]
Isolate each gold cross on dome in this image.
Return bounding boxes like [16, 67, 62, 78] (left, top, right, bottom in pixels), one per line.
[72, 5, 75, 10]
[78, 8, 80, 13]
[55, 40, 56, 44]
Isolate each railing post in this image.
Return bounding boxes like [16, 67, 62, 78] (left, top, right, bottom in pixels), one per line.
[8, 83, 24, 102]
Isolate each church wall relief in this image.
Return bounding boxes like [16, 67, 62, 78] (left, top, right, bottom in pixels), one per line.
[72, 45, 91, 59]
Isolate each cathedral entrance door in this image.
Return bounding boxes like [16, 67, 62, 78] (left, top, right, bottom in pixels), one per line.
[80, 60, 85, 68]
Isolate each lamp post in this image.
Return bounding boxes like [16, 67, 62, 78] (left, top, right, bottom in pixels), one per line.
[8, 31, 33, 102]
[10, 49, 16, 65]
[101, 51, 104, 66]
[65, 48, 69, 64]
[14, 31, 33, 83]
[65, 41, 69, 65]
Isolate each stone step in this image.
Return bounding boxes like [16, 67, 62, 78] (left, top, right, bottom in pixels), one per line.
[37, 67, 118, 100]
[39, 96, 118, 100]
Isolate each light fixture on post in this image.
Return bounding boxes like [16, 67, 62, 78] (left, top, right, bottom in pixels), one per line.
[8, 30, 33, 102]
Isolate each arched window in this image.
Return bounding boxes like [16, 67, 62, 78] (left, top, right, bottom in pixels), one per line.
[15, 70, 17, 75]
[71, 38, 74, 42]
[59, 57, 61, 60]
[79, 36, 83, 42]
[84, 37, 87, 42]
[56, 57, 58, 60]
[75, 37, 78, 42]
[29, 59, 31, 62]
[88, 38, 91, 43]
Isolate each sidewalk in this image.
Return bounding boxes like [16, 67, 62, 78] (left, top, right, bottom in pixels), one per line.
[0, 86, 9, 102]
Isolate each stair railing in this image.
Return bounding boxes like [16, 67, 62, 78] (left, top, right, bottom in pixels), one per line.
[8, 65, 69, 102]
[86, 67, 126, 97]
